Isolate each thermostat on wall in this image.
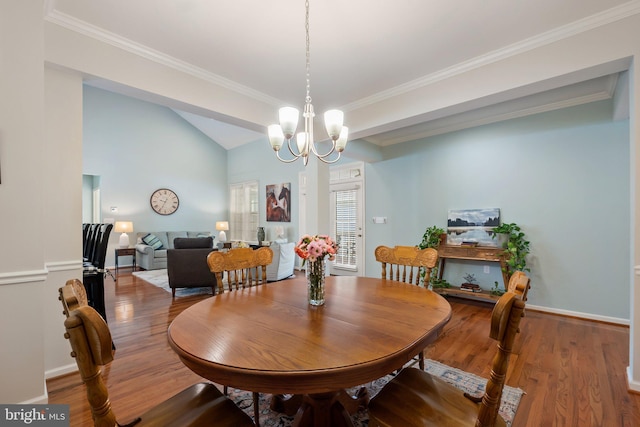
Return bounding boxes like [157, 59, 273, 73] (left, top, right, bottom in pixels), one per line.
[372, 217, 387, 224]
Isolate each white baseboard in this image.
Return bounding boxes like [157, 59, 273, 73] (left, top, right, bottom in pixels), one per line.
[46, 362, 78, 380]
[628, 366, 640, 392]
[526, 303, 629, 326]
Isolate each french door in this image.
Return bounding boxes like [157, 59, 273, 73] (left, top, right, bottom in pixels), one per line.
[330, 163, 364, 276]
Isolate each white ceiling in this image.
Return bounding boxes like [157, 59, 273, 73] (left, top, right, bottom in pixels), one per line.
[46, 0, 634, 150]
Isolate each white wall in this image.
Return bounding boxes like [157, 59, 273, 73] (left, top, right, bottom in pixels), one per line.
[43, 66, 84, 379]
[227, 140, 304, 243]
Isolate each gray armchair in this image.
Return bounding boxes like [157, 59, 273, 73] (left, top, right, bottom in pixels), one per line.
[167, 237, 217, 297]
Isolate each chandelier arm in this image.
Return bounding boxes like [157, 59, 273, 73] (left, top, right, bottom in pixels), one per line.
[309, 139, 337, 158]
[286, 139, 303, 157]
[268, 0, 348, 166]
[316, 150, 342, 164]
[275, 150, 303, 163]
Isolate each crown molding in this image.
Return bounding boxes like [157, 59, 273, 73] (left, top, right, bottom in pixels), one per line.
[44, 8, 284, 108]
[344, 0, 640, 112]
[370, 91, 613, 146]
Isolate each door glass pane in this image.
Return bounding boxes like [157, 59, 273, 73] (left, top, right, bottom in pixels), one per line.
[334, 189, 357, 268]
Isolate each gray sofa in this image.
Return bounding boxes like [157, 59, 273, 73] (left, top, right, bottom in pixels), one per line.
[135, 231, 212, 270]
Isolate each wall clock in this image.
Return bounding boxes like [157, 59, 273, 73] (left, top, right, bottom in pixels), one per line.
[150, 188, 179, 215]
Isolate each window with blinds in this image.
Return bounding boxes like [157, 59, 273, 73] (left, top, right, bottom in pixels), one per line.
[229, 181, 258, 241]
[334, 189, 357, 268]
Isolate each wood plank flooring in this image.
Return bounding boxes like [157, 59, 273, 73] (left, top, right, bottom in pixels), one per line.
[47, 270, 640, 426]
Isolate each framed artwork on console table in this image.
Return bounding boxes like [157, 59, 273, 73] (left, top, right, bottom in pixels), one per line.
[447, 208, 500, 246]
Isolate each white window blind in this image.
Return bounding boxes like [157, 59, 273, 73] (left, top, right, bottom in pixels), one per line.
[230, 181, 258, 241]
[334, 189, 357, 268]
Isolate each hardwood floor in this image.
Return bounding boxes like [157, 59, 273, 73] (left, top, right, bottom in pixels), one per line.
[47, 270, 640, 426]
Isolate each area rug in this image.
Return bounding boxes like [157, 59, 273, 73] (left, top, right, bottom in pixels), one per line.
[228, 358, 524, 426]
[132, 269, 212, 296]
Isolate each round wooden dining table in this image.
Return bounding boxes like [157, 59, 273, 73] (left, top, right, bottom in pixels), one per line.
[168, 275, 452, 427]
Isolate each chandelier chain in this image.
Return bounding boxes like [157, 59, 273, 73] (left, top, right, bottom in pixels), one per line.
[305, 0, 311, 103]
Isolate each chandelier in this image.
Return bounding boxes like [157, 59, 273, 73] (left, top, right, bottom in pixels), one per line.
[267, 0, 348, 166]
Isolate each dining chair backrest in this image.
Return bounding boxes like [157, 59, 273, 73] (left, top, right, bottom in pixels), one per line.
[508, 270, 531, 302]
[478, 291, 526, 425]
[207, 247, 274, 293]
[93, 223, 113, 270]
[59, 279, 88, 318]
[368, 291, 526, 427]
[84, 223, 100, 262]
[62, 304, 254, 427]
[375, 245, 438, 286]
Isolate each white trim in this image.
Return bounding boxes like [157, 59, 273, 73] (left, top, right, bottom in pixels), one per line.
[527, 303, 629, 326]
[343, 0, 640, 111]
[44, 9, 283, 108]
[627, 366, 640, 392]
[46, 260, 83, 272]
[0, 269, 48, 285]
[46, 0, 640, 113]
[46, 363, 78, 380]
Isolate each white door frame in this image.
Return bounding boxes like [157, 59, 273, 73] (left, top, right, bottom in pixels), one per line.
[329, 162, 365, 276]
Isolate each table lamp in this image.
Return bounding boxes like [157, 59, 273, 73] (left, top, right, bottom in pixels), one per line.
[216, 221, 229, 243]
[114, 221, 133, 248]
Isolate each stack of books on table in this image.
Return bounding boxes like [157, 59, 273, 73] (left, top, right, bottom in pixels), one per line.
[460, 283, 482, 293]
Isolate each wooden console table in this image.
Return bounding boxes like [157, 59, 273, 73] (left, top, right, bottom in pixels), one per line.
[434, 244, 509, 302]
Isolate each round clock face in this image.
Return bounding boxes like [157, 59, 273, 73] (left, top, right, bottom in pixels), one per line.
[150, 188, 179, 215]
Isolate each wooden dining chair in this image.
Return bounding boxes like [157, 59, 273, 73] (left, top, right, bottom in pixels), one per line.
[375, 245, 438, 286]
[375, 245, 439, 369]
[508, 270, 531, 302]
[61, 304, 254, 427]
[207, 247, 273, 293]
[368, 291, 526, 427]
[59, 278, 88, 317]
[207, 246, 273, 425]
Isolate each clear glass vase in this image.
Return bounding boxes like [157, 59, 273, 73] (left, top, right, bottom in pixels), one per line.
[306, 259, 326, 306]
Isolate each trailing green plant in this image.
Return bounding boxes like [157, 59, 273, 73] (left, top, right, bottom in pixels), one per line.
[417, 225, 450, 288]
[492, 222, 530, 276]
[418, 225, 445, 250]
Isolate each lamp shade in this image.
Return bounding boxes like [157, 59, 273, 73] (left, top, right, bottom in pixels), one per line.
[324, 109, 344, 140]
[268, 125, 284, 151]
[335, 127, 349, 152]
[279, 107, 299, 139]
[114, 221, 133, 233]
[114, 221, 133, 248]
[216, 221, 229, 243]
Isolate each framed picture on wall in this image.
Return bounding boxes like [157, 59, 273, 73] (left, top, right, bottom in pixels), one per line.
[266, 182, 291, 222]
[447, 208, 500, 246]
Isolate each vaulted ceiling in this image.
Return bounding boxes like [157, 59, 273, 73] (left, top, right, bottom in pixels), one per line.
[46, 0, 634, 150]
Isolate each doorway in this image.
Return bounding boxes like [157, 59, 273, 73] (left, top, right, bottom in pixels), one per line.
[330, 162, 365, 276]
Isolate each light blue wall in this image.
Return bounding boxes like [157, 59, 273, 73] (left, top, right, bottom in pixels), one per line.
[227, 140, 304, 244]
[83, 86, 630, 319]
[83, 86, 228, 267]
[364, 100, 630, 318]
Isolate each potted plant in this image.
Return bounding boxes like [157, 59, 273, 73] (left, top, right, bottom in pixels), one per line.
[491, 222, 530, 277]
[418, 225, 450, 288]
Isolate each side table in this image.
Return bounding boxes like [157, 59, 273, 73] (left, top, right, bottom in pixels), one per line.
[115, 247, 136, 275]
